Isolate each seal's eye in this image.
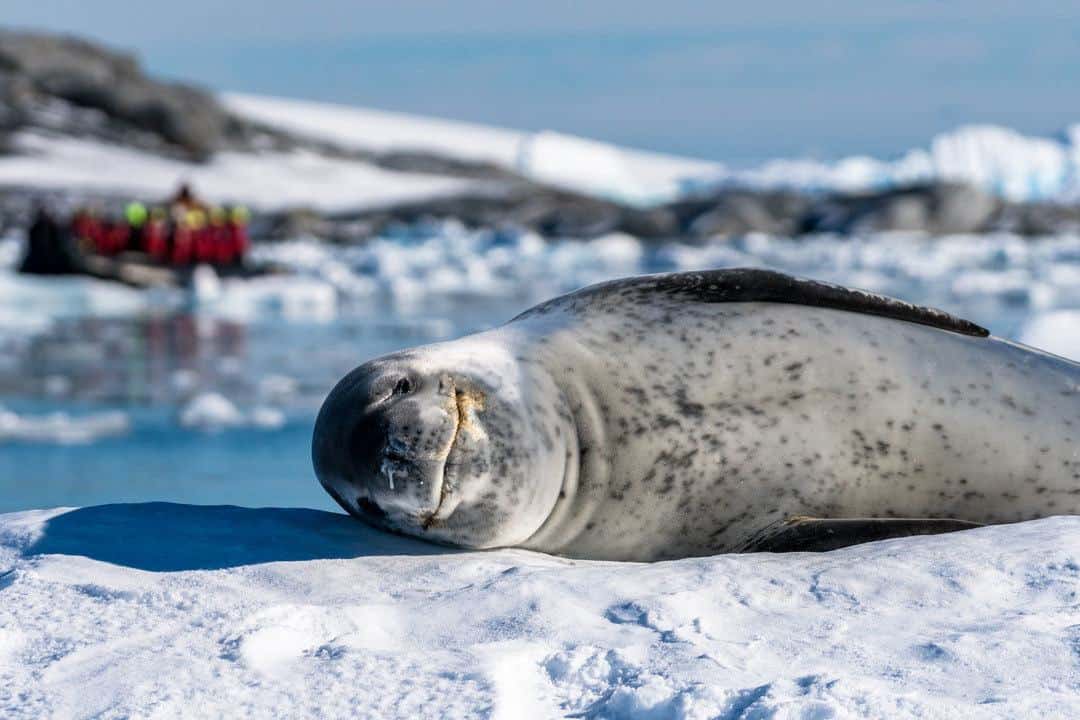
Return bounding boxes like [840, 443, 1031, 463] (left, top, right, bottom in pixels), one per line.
[393, 377, 413, 396]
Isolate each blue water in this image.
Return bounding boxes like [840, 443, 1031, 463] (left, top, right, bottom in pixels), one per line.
[0, 301, 517, 514]
[0, 414, 324, 513]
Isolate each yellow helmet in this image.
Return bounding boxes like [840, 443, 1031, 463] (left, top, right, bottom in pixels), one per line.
[230, 205, 250, 224]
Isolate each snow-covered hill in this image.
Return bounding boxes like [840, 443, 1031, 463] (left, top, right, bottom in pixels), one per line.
[2, 505, 1078, 718]
[4, 82, 1080, 217]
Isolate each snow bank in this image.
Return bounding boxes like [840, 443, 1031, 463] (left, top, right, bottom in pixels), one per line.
[0, 130, 473, 213]
[1, 505, 1078, 718]
[223, 93, 721, 207]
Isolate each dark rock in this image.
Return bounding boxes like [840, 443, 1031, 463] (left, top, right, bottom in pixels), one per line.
[375, 151, 518, 180]
[667, 190, 812, 239]
[809, 183, 999, 235]
[994, 202, 1080, 236]
[617, 207, 680, 239]
[0, 30, 229, 160]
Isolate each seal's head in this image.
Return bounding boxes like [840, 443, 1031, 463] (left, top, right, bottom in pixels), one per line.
[312, 334, 568, 549]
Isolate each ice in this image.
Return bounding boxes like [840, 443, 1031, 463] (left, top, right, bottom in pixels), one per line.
[720, 124, 1080, 202]
[0, 405, 129, 444]
[2, 505, 1079, 717]
[178, 392, 285, 431]
[0, 270, 146, 322]
[199, 274, 339, 323]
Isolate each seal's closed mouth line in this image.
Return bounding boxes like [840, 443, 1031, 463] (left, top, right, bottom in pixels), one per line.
[422, 387, 462, 530]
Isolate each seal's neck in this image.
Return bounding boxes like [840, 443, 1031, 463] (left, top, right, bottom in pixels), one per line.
[518, 333, 610, 555]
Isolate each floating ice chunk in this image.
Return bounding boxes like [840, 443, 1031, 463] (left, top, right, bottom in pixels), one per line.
[191, 264, 222, 304]
[42, 375, 71, 397]
[179, 393, 245, 430]
[0, 406, 129, 444]
[178, 393, 287, 431]
[249, 405, 286, 430]
[258, 374, 299, 402]
[170, 369, 200, 395]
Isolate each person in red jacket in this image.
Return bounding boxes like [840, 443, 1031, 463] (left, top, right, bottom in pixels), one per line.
[226, 205, 250, 267]
[142, 207, 169, 262]
[170, 207, 199, 267]
[72, 209, 106, 255]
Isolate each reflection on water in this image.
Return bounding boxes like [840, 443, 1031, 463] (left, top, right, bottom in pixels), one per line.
[0, 299, 522, 513]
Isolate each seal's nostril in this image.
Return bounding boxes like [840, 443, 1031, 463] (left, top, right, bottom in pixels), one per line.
[385, 447, 410, 464]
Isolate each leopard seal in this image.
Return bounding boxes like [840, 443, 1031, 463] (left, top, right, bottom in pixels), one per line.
[312, 269, 1080, 561]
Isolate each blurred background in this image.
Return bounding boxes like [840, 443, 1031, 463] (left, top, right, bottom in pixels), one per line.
[1, 2, 1079, 513]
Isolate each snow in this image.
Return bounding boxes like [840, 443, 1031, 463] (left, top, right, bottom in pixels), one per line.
[178, 393, 285, 432]
[2, 505, 1079, 717]
[2, 93, 1077, 210]
[222, 93, 1080, 204]
[0, 130, 474, 213]
[223, 93, 719, 207]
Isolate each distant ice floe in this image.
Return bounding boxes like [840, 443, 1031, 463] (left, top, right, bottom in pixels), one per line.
[0, 405, 129, 444]
[722, 124, 1080, 203]
[178, 392, 285, 431]
[191, 265, 338, 322]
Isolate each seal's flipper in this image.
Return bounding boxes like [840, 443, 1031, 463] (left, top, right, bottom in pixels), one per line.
[738, 516, 984, 553]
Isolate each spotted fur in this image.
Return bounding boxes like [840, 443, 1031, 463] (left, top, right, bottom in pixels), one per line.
[314, 269, 1080, 561]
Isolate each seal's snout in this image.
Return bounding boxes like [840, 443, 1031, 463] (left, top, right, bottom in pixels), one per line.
[313, 360, 458, 529]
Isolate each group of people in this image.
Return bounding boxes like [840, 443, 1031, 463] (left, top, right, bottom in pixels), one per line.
[70, 186, 250, 269]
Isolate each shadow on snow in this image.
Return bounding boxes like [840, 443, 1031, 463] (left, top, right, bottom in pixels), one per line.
[23, 502, 452, 571]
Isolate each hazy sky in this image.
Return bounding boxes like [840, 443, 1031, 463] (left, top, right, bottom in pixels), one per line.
[7, 1, 1080, 163]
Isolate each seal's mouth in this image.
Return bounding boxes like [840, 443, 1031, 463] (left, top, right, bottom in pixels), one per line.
[421, 385, 463, 530]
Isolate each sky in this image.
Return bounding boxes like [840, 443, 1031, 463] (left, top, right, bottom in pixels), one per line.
[6, 1, 1080, 164]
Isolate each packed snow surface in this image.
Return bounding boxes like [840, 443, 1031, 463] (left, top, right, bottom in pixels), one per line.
[1, 505, 1079, 718]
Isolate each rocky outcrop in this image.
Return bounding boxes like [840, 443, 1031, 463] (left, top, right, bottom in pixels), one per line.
[805, 183, 1001, 236]
[0, 30, 230, 160]
[255, 181, 1045, 243]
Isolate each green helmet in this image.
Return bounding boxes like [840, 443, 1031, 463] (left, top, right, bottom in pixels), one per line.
[125, 202, 148, 228]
